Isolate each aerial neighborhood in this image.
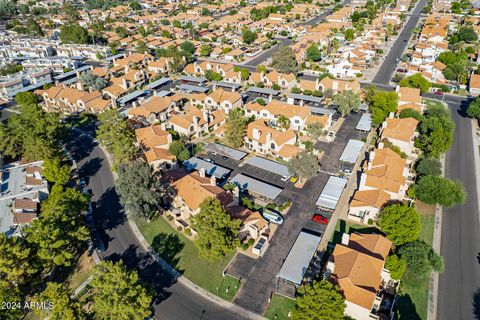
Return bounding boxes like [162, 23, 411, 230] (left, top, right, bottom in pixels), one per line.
[0, 0, 478, 319]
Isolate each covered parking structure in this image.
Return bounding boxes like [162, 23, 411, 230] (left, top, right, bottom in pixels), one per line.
[117, 89, 151, 107]
[244, 156, 290, 179]
[230, 174, 283, 203]
[183, 157, 231, 179]
[339, 139, 364, 167]
[277, 230, 322, 287]
[204, 143, 247, 160]
[287, 93, 323, 107]
[146, 77, 171, 90]
[176, 84, 209, 94]
[356, 112, 372, 132]
[246, 87, 280, 97]
[178, 75, 206, 84]
[315, 176, 347, 211]
[214, 81, 242, 92]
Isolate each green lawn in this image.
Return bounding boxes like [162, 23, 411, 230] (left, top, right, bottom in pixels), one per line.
[136, 217, 239, 301]
[395, 212, 435, 320]
[330, 219, 381, 245]
[264, 294, 296, 320]
[423, 98, 444, 110]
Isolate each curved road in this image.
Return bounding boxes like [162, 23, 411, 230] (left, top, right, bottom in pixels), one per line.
[65, 130, 252, 320]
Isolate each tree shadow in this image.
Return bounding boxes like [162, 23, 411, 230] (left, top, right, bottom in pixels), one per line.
[455, 98, 474, 118]
[394, 294, 421, 320]
[79, 157, 103, 178]
[105, 245, 174, 307]
[94, 187, 127, 238]
[151, 233, 185, 273]
[473, 288, 480, 319]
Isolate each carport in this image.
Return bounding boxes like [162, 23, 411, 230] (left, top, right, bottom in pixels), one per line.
[204, 143, 247, 160]
[178, 75, 206, 84]
[117, 90, 150, 107]
[339, 139, 364, 165]
[230, 174, 283, 202]
[356, 112, 372, 131]
[287, 93, 323, 106]
[183, 157, 231, 179]
[214, 81, 242, 92]
[177, 84, 209, 93]
[277, 230, 322, 287]
[315, 176, 347, 211]
[246, 87, 280, 96]
[244, 156, 290, 179]
[309, 106, 334, 117]
[146, 77, 171, 89]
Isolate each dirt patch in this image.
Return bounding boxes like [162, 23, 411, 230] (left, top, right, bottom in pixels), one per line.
[415, 200, 435, 215]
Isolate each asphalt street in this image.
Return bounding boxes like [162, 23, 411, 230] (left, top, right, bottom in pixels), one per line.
[436, 95, 480, 320]
[65, 131, 252, 320]
[371, 0, 427, 85]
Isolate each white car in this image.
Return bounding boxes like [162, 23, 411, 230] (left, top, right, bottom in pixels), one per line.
[326, 131, 336, 142]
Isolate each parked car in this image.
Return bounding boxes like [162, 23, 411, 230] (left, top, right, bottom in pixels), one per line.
[92, 232, 106, 252]
[326, 131, 336, 142]
[262, 209, 284, 225]
[204, 158, 215, 164]
[312, 214, 329, 224]
[434, 91, 444, 96]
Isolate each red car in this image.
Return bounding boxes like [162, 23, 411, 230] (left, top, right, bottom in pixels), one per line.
[312, 214, 329, 224]
[434, 91, 444, 96]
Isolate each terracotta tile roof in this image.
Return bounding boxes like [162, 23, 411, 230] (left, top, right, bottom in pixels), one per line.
[208, 88, 241, 104]
[135, 125, 171, 149]
[145, 147, 175, 163]
[246, 100, 310, 120]
[14, 198, 38, 211]
[13, 212, 37, 224]
[246, 120, 297, 146]
[277, 144, 303, 159]
[171, 172, 233, 211]
[348, 233, 392, 260]
[470, 74, 480, 90]
[398, 87, 421, 104]
[331, 234, 391, 310]
[364, 148, 407, 193]
[381, 117, 419, 142]
[350, 189, 391, 209]
[128, 96, 174, 118]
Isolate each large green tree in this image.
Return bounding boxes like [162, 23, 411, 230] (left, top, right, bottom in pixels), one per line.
[91, 260, 152, 320]
[14, 92, 37, 105]
[385, 254, 406, 280]
[306, 122, 324, 140]
[25, 185, 89, 267]
[224, 108, 248, 148]
[0, 282, 23, 320]
[0, 234, 39, 286]
[333, 90, 361, 117]
[0, 0, 15, 18]
[415, 157, 442, 177]
[59, 24, 89, 44]
[399, 74, 431, 94]
[398, 240, 444, 278]
[192, 198, 241, 261]
[306, 44, 322, 61]
[370, 91, 398, 126]
[292, 279, 346, 320]
[467, 97, 480, 119]
[78, 71, 108, 91]
[415, 106, 454, 158]
[242, 29, 257, 45]
[271, 45, 298, 74]
[32, 282, 85, 320]
[0, 103, 65, 161]
[43, 157, 71, 185]
[96, 109, 138, 166]
[287, 151, 319, 182]
[377, 203, 421, 246]
[116, 161, 163, 220]
[415, 175, 466, 207]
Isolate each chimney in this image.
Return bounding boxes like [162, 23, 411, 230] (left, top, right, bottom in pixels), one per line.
[203, 110, 210, 123]
[210, 175, 216, 186]
[199, 167, 206, 177]
[341, 233, 350, 246]
[232, 186, 240, 206]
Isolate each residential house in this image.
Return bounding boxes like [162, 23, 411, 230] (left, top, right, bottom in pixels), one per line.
[470, 73, 480, 96]
[396, 86, 424, 113]
[326, 233, 397, 320]
[135, 124, 176, 171]
[379, 117, 419, 157]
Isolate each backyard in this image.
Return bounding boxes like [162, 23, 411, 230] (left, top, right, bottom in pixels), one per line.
[136, 217, 240, 301]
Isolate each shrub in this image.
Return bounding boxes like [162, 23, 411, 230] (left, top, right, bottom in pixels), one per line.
[167, 215, 174, 221]
[241, 243, 249, 250]
[247, 238, 255, 246]
[177, 226, 183, 231]
[185, 228, 192, 236]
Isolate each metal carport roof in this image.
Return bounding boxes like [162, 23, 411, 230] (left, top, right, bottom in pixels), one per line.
[315, 176, 347, 210]
[244, 156, 290, 178]
[339, 139, 364, 164]
[277, 230, 321, 286]
[356, 112, 372, 131]
[183, 157, 231, 179]
[247, 87, 280, 95]
[230, 174, 283, 200]
[204, 143, 247, 160]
